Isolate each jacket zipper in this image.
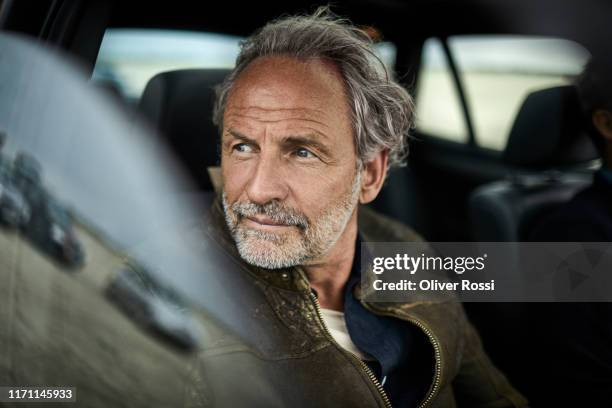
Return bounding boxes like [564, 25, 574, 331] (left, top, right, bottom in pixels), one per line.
[406, 318, 442, 408]
[309, 292, 392, 408]
[361, 303, 442, 408]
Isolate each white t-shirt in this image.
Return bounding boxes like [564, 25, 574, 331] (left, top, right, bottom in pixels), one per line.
[320, 308, 373, 361]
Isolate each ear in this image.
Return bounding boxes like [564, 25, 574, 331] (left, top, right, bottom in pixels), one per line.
[359, 150, 389, 204]
[593, 109, 612, 142]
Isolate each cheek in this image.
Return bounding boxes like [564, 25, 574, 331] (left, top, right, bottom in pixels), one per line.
[289, 166, 356, 216]
[221, 158, 253, 201]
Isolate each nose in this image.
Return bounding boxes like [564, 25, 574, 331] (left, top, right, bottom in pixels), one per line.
[245, 152, 288, 205]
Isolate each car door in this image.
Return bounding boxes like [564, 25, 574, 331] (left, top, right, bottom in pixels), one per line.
[0, 31, 282, 407]
[0, 152, 20, 389]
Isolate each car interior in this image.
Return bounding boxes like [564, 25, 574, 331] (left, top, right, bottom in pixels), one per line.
[1, 0, 611, 406]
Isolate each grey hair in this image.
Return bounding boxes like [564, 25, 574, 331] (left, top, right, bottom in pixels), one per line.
[212, 6, 415, 169]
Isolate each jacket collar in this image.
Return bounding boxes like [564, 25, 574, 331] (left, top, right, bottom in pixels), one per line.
[206, 195, 461, 398]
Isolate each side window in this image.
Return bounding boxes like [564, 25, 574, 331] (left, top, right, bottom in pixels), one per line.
[374, 41, 397, 74]
[415, 38, 469, 143]
[93, 29, 397, 103]
[92, 29, 243, 101]
[451, 36, 590, 150]
[416, 36, 590, 150]
[2, 33, 275, 405]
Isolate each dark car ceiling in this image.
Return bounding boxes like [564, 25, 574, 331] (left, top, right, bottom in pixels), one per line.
[108, 0, 611, 51]
[109, 0, 504, 38]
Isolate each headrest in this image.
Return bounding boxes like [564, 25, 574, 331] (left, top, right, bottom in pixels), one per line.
[139, 69, 230, 190]
[503, 85, 599, 170]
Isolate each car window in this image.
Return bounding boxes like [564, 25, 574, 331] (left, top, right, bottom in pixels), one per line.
[2, 33, 278, 406]
[451, 36, 590, 150]
[93, 29, 397, 102]
[415, 37, 469, 143]
[417, 35, 590, 150]
[93, 29, 244, 100]
[374, 41, 397, 73]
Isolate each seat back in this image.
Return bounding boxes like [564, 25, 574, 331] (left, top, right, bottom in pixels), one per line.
[470, 174, 592, 241]
[139, 69, 230, 191]
[466, 85, 599, 398]
[469, 85, 598, 242]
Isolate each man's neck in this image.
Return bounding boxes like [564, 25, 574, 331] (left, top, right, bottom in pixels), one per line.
[303, 210, 358, 312]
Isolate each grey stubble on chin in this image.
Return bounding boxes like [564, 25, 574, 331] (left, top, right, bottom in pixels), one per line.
[221, 172, 361, 270]
[221, 192, 310, 269]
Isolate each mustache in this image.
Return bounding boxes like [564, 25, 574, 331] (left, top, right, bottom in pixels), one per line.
[231, 200, 309, 229]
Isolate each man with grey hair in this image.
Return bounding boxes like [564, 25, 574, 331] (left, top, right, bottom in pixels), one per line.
[196, 8, 527, 407]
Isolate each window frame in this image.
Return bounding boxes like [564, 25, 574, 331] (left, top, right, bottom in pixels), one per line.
[415, 35, 589, 156]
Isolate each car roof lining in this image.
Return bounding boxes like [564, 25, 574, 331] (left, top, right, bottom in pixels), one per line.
[106, 1, 513, 41]
[104, 0, 609, 54]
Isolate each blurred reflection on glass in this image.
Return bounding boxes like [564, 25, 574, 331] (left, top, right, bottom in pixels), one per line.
[0, 148, 86, 269]
[106, 262, 204, 351]
[0, 138, 31, 230]
[0, 32, 271, 407]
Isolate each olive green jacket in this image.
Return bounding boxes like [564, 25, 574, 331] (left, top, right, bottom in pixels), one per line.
[186, 200, 528, 408]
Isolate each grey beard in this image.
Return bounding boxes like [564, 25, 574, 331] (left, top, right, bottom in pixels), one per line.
[222, 172, 361, 269]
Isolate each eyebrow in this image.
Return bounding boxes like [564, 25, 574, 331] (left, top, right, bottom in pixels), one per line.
[281, 135, 332, 157]
[223, 129, 256, 148]
[224, 129, 332, 157]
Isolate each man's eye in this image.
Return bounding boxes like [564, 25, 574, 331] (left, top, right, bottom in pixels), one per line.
[295, 148, 316, 159]
[233, 143, 253, 153]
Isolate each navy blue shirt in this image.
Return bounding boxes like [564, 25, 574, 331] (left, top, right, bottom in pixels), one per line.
[342, 235, 434, 407]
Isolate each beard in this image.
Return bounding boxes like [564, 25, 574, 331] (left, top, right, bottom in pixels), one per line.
[222, 172, 361, 269]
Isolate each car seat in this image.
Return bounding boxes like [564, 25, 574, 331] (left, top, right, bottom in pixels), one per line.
[469, 85, 598, 242]
[139, 69, 230, 192]
[466, 85, 599, 400]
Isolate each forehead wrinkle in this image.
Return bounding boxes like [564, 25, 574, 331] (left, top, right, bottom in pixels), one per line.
[224, 110, 331, 130]
[225, 115, 330, 129]
[226, 105, 329, 122]
[230, 105, 327, 115]
[224, 123, 332, 144]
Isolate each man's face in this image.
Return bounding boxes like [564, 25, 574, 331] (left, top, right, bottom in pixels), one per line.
[221, 56, 361, 269]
